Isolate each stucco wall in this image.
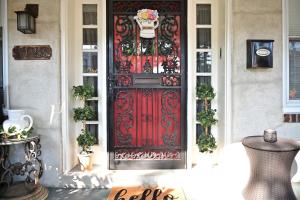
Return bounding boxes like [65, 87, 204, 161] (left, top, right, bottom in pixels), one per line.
[8, 0, 62, 186]
[231, 0, 300, 142]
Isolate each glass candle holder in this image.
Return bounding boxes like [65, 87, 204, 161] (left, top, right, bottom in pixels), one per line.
[264, 129, 277, 143]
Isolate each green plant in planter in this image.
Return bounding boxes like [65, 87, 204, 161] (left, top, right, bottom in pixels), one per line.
[196, 84, 216, 101]
[72, 84, 96, 154]
[197, 134, 217, 153]
[72, 85, 94, 100]
[197, 109, 217, 131]
[77, 129, 96, 153]
[196, 84, 218, 153]
[73, 106, 96, 122]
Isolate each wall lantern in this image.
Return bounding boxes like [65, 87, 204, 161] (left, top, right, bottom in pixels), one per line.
[15, 4, 39, 34]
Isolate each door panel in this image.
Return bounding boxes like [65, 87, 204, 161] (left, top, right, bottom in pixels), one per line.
[108, 0, 187, 169]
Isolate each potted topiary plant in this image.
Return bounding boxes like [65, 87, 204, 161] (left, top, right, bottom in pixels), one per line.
[76, 129, 96, 171]
[196, 84, 217, 166]
[72, 85, 96, 171]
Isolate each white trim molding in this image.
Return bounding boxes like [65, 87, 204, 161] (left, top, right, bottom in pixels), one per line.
[224, 0, 232, 144]
[1, 0, 9, 111]
[99, 0, 108, 171]
[60, 0, 72, 172]
[187, 0, 194, 169]
[60, 0, 108, 172]
[282, 0, 288, 113]
[188, 0, 222, 166]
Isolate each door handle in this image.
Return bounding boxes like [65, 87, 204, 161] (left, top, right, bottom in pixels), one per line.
[108, 74, 116, 87]
[108, 74, 116, 101]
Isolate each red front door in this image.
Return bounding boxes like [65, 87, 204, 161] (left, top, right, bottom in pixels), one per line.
[108, 0, 187, 169]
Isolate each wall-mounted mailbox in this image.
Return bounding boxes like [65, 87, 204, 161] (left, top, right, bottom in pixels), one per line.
[247, 40, 274, 68]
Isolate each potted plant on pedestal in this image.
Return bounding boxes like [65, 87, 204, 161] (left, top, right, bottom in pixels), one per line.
[72, 85, 96, 171]
[196, 84, 217, 166]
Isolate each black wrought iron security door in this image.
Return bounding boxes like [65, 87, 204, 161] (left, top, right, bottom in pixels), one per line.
[107, 0, 187, 169]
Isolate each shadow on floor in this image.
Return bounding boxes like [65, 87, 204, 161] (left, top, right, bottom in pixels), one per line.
[47, 188, 110, 200]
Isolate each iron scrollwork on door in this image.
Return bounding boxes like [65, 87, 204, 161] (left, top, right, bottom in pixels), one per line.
[115, 16, 135, 56]
[141, 39, 155, 56]
[162, 75, 181, 86]
[112, 1, 181, 13]
[109, 0, 186, 169]
[115, 90, 134, 146]
[159, 15, 181, 86]
[161, 90, 180, 147]
[159, 16, 178, 56]
[114, 150, 181, 160]
[143, 59, 152, 73]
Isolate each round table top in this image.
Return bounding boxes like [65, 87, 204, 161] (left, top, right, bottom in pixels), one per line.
[0, 135, 39, 146]
[242, 136, 300, 152]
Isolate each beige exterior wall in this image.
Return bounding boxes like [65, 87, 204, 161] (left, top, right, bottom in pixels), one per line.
[7, 0, 62, 186]
[231, 0, 300, 142]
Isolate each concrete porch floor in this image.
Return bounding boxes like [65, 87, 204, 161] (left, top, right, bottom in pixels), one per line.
[45, 143, 300, 199]
[47, 182, 300, 200]
[47, 160, 300, 200]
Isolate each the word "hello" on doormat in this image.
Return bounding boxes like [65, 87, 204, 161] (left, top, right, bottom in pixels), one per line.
[107, 187, 186, 200]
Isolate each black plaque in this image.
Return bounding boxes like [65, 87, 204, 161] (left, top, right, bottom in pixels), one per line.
[247, 40, 274, 68]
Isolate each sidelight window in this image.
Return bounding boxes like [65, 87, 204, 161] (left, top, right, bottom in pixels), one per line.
[81, 3, 99, 143]
[195, 3, 212, 140]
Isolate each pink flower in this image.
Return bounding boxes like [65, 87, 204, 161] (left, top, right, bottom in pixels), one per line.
[137, 9, 158, 20]
[148, 14, 155, 20]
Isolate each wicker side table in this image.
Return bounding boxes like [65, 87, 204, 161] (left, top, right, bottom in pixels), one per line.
[242, 136, 300, 200]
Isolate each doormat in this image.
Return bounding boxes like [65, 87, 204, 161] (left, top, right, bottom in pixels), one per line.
[107, 186, 186, 200]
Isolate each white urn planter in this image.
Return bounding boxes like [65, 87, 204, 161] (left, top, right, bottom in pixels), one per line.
[78, 152, 94, 171]
[196, 152, 216, 169]
[3, 110, 33, 134]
